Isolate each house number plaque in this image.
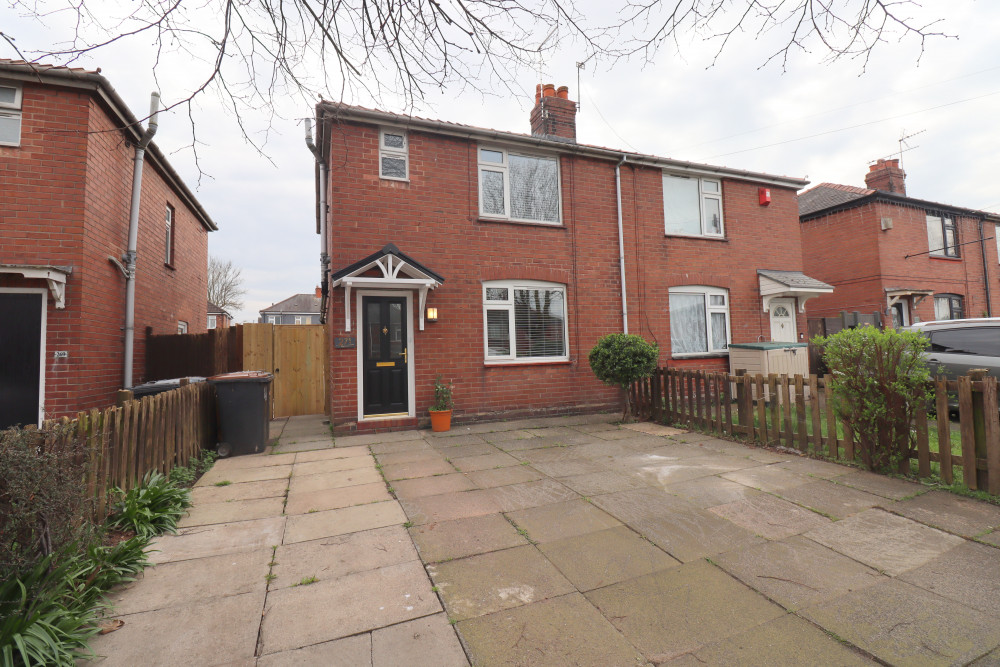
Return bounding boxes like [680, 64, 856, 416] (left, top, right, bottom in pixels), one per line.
[334, 336, 357, 349]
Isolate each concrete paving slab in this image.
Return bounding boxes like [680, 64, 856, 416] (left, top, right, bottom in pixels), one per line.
[89, 590, 265, 666]
[148, 516, 285, 564]
[450, 452, 521, 472]
[409, 514, 528, 563]
[196, 464, 293, 487]
[538, 525, 679, 591]
[557, 470, 648, 496]
[721, 464, 813, 492]
[257, 634, 372, 667]
[632, 511, 766, 563]
[189, 478, 288, 505]
[513, 445, 591, 464]
[684, 613, 876, 666]
[292, 456, 372, 476]
[294, 445, 370, 462]
[775, 480, 885, 520]
[714, 534, 884, 611]
[774, 457, 854, 479]
[586, 560, 784, 661]
[288, 467, 382, 494]
[622, 422, 686, 436]
[833, 470, 928, 500]
[802, 578, 1000, 666]
[426, 434, 490, 447]
[400, 489, 501, 525]
[284, 501, 407, 543]
[646, 443, 718, 459]
[970, 646, 1000, 666]
[632, 454, 762, 487]
[375, 449, 447, 465]
[899, 540, 1000, 616]
[806, 508, 963, 575]
[211, 453, 297, 470]
[492, 437, 562, 453]
[428, 545, 575, 620]
[177, 496, 286, 528]
[980, 529, 1000, 547]
[106, 548, 271, 615]
[709, 493, 831, 540]
[268, 419, 287, 438]
[892, 490, 1000, 537]
[571, 422, 620, 433]
[437, 443, 503, 459]
[590, 427, 648, 440]
[391, 473, 477, 499]
[566, 440, 641, 460]
[371, 613, 469, 667]
[367, 437, 432, 453]
[383, 458, 456, 481]
[259, 560, 440, 655]
[284, 482, 391, 515]
[667, 431, 720, 444]
[464, 465, 544, 489]
[529, 459, 606, 478]
[591, 486, 700, 524]
[744, 449, 798, 464]
[271, 525, 417, 589]
[271, 439, 336, 454]
[482, 429, 540, 444]
[456, 592, 646, 667]
[662, 476, 763, 509]
[487, 478, 579, 512]
[506, 499, 621, 543]
[277, 433, 334, 447]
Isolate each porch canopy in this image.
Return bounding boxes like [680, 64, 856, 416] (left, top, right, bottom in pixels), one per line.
[0, 264, 73, 309]
[757, 269, 833, 313]
[885, 287, 933, 308]
[330, 243, 444, 331]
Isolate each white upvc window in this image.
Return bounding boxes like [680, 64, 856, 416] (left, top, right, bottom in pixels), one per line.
[379, 128, 408, 181]
[207, 315, 217, 329]
[0, 83, 22, 147]
[294, 316, 303, 325]
[267, 315, 279, 324]
[478, 146, 561, 224]
[663, 174, 724, 238]
[164, 205, 175, 265]
[177, 321, 188, 334]
[668, 286, 731, 356]
[483, 280, 568, 363]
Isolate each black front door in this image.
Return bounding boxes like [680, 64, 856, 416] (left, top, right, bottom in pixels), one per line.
[362, 296, 408, 416]
[0, 292, 44, 428]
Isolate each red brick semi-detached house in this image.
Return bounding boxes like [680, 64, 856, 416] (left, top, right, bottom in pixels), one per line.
[799, 159, 1000, 327]
[0, 60, 216, 428]
[311, 83, 829, 432]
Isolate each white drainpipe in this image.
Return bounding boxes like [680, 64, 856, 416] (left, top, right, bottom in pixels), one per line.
[305, 119, 330, 323]
[615, 155, 629, 334]
[122, 92, 160, 388]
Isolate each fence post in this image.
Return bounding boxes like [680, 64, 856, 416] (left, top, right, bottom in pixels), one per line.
[116, 389, 133, 407]
[969, 369, 992, 491]
[735, 369, 748, 434]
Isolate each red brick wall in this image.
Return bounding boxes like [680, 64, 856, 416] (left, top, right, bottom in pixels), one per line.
[800, 200, 1000, 322]
[324, 119, 809, 428]
[0, 81, 209, 418]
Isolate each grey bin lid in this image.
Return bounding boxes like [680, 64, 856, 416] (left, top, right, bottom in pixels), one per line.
[207, 371, 273, 383]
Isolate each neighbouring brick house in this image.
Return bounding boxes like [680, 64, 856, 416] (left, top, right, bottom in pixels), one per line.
[0, 60, 216, 427]
[259, 288, 322, 324]
[799, 159, 1000, 327]
[207, 302, 233, 329]
[312, 84, 830, 431]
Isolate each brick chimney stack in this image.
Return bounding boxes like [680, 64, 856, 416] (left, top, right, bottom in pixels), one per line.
[530, 83, 577, 142]
[315, 286, 322, 298]
[865, 158, 906, 195]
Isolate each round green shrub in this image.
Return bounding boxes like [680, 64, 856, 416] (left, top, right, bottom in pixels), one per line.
[588, 334, 659, 420]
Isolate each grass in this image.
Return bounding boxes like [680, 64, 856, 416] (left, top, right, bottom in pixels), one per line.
[402, 521, 414, 528]
[214, 480, 232, 487]
[294, 575, 319, 586]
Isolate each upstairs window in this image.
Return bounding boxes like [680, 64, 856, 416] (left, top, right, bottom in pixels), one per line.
[478, 147, 561, 224]
[267, 315, 279, 324]
[483, 281, 568, 362]
[668, 286, 730, 356]
[927, 213, 959, 257]
[663, 174, 723, 238]
[207, 315, 217, 329]
[379, 128, 408, 180]
[934, 294, 964, 320]
[164, 205, 175, 265]
[0, 83, 23, 146]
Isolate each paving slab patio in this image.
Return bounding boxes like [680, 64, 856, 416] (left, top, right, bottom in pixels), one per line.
[408, 514, 529, 562]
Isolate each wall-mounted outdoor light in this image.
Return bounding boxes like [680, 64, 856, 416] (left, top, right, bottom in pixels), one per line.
[426, 307, 438, 322]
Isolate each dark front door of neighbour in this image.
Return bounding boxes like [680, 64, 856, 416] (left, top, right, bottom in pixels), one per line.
[362, 296, 408, 417]
[0, 292, 44, 429]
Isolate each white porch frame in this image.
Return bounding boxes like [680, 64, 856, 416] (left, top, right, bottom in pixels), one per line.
[0, 264, 71, 309]
[355, 289, 416, 423]
[0, 287, 48, 426]
[758, 273, 833, 313]
[332, 253, 441, 332]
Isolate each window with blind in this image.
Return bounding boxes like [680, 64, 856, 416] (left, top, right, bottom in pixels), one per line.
[668, 286, 730, 356]
[478, 147, 560, 224]
[483, 281, 568, 362]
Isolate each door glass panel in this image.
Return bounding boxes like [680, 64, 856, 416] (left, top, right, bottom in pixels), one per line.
[772, 306, 790, 318]
[389, 302, 403, 358]
[366, 301, 382, 359]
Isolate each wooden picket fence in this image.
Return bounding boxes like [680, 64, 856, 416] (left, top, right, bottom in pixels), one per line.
[632, 368, 1000, 495]
[40, 382, 215, 517]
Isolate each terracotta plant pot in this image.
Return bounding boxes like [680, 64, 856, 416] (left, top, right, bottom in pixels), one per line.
[429, 409, 452, 432]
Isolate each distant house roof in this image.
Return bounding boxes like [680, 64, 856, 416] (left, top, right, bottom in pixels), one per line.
[0, 59, 217, 232]
[261, 294, 321, 315]
[207, 302, 231, 317]
[799, 182, 1000, 222]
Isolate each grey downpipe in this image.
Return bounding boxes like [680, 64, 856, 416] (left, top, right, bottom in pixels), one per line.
[615, 155, 629, 333]
[305, 119, 331, 323]
[122, 92, 160, 388]
[979, 217, 993, 317]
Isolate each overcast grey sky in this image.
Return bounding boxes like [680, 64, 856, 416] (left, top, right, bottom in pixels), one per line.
[5, 2, 999, 323]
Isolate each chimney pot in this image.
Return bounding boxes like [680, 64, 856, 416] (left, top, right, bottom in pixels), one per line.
[315, 286, 322, 298]
[864, 158, 906, 195]
[542, 83, 556, 98]
[530, 83, 577, 142]
[557, 86, 569, 99]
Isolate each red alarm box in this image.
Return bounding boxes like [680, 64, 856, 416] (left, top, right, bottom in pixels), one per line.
[759, 187, 771, 206]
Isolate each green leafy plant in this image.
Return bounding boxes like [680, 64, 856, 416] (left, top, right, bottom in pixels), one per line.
[294, 576, 318, 586]
[167, 451, 218, 487]
[588, 334, 659, 421]
[107, 471, 192, 539]
[816, 326, 933, 472]
[74, 536, 151, 609]
[431, 376, 453, 412]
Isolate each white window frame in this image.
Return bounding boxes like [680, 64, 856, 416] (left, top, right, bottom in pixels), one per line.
[927, 213, 959, 257]
[177, 321, 188, 334]
[207, 314, 217, 329]
[0, 82, 24, 147]
[662, 173, 724, 238]
[379, 127, 409, 181]
[668, 286, 731, 357]
[164, 205, 175, 265]
[477, 145, 562, 225]
[267, 315, 279, 324]
[483, 280, 569, 364]
[294, 315, 303, 325]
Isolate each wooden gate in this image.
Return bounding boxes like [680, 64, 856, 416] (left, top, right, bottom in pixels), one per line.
[243, 323, 327, 418]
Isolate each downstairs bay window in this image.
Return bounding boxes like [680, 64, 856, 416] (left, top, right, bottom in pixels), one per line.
[483, 281, 568, 363]
[668, 286, 730, 356]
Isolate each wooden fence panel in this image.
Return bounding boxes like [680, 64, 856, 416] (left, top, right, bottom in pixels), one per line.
[795, 375, 808, 452]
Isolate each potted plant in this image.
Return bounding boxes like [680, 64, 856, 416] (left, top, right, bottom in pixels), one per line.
[429, 376, 454, 432]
